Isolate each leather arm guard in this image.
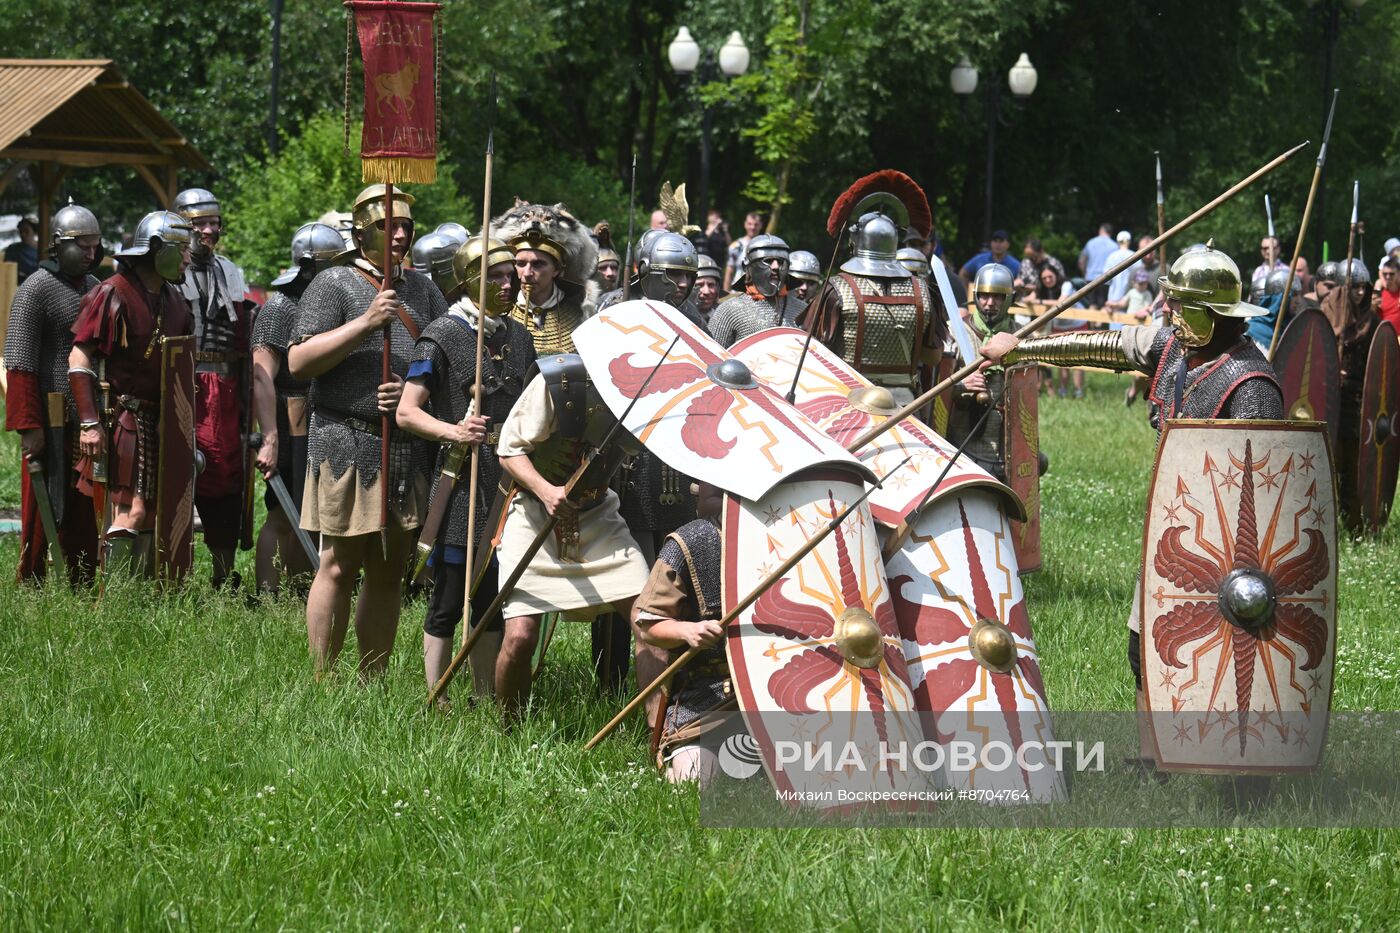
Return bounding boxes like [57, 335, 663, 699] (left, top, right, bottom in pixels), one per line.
[68, 367, 102, 426]
[1004, 330, 1136, 372]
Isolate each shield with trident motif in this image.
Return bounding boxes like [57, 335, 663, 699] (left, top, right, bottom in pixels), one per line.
[1140, 420, 1337, 773]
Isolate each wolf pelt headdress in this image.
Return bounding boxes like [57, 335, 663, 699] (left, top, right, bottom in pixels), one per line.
[493, 200, 598, 303]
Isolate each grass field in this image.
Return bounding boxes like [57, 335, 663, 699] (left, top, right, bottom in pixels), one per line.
[1, 373, 1397, 930]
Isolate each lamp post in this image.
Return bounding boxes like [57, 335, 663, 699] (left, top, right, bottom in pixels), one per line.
[951, 53, 1038, 244]
[668, 27, 750, 227]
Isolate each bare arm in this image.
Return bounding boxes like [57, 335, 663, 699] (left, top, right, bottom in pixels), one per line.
[396, 379, 488, 446]
[68, 343, 105, 459]
[252, 347, 279, 476]
[500, 453, 571, 518]
[634, 616, 724, 650]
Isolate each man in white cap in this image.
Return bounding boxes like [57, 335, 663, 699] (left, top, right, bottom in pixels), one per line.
[1103, 230, 1137, 323]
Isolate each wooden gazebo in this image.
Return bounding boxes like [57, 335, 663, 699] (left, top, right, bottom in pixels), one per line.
[0, 59, 210, 245]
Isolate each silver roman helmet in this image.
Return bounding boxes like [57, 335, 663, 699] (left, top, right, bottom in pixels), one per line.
[787, 250, 821, 285]
[843, 210, 910, 278]
[173, 187, 220, 221]
[1265, 267, 1290, 297]
[638, 231, 699, 306]
[695, 253, 722, 282]
[51, 198, 103, 277]
[1317, 260, 1340, 284]
[411, 227, 464, 294]
[270, 222, 345, 287]
[1337, 258, 1370, 287]
[436, 222, 470, 241]
[972, 262, 1016, 320]
[896, 246, 930, 276]
[733, 233, 790, 297]
[116, 211, 192, 282]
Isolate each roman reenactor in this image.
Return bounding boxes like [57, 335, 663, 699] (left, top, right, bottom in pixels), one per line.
[706, 234, 804, 348]
[68, 211, 194, 574]
[397, 235, 535, 700]
[1320, 260, 1379, 523]
[173, 187, 255, 590]
[979, 242, 1284, 767]
[694, 255, 722, 324]
[632, 484, 734, 785]
[492, 202, 597, 355]
[592, 222, 621, 296]
[797, 171, 947, 405]
[410, 223, 467, 300]
[287, 184, 447, 677]
[4, 200, 104, 583]
[945, 263, 1021, 481]
[251, 222, 344, 594]
[785, 249, 821, 303]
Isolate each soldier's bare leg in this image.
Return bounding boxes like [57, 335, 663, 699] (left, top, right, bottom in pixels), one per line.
[497, 614, 543, 717]
[306, 533, 364, 675]
[255, 508, 288, 594]
[353, 522, 411, 677]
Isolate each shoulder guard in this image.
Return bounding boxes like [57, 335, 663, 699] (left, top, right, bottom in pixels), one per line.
[531, 352, 590, 441]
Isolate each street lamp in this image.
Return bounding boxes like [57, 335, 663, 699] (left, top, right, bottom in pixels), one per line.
[668, 27, 750, 228]
[952, 53, 1038, 243]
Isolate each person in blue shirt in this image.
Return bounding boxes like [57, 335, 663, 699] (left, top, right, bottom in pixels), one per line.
[958, 228, 1019, 284]
[1078, 222, 1117, 308]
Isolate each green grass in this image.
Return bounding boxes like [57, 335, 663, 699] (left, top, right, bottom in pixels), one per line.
[1, 373, 1397, 930]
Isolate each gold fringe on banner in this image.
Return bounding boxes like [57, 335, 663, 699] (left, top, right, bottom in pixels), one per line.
[362, 158, 438, 185]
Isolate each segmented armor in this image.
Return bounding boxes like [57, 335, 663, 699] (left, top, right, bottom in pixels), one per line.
[655, 519, 731, 735]
[182, 255, 246, 358]
[4, 265, 97, 425]
[294, 264, 446, 500]
[706, 291, 805, 348]
[526, 354, 633, 501]
[412, 313, 536, 549]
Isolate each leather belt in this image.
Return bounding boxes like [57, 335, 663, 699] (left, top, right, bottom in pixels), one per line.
[117, 395, 158, 414]
[194, 350, 245, 363]
[318, 410, 389, 437]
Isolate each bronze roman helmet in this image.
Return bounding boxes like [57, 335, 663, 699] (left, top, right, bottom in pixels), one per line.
[451, 235, 516, 315]
[1158, 241, 1266, 347]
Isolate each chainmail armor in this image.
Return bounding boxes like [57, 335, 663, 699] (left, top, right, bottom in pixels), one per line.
[297, 264, 446, 490]
[706, 292, 805, 348]
[415, 314, 537, 549]
[657, 518, 730, 733]
[619, 451, 696, 535]
[251, 287, 310, 397]
[3, 265, 97, 423]
[1144, 329, 1283, 429]
[946, 368, 1008, 480]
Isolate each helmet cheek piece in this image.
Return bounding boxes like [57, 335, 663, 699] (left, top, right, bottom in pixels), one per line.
[153, 239, 186, 283]
[55, 240, 95, 278]
[1172, 303, 1216, 348]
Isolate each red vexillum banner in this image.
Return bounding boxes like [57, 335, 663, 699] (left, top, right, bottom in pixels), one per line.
[345, 0, 441, 184]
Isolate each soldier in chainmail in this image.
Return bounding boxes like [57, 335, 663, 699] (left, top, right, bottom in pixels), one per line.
[694, 254, 722, 325]
[946, 264, 1021, 481]
[4, 200, 103, 583]
[707, 234, 805, 347]
[798, 172, 947, 406]
[172, 188, 255, 588]
[634, 484, 742, 785]
[980, 242, 1282, 768]
[250, 222, 343, 594]
[397, 235, 535, 701]
[68, 211, 194, 574]
[287, 185, 447, 678]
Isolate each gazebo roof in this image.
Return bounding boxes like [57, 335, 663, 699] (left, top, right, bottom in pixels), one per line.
[0, 59, 209, 172]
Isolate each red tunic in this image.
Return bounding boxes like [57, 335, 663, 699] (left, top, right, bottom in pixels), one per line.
[70, 269, 192, 504]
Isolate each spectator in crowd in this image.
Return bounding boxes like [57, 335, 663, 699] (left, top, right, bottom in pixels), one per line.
[1251, 235, 1286, 289]
[958, 228, 1019, 284]
[1078, 222, 1117, 308]
[1291, 256, 1311, 297]
[1037, 263, 1087, 399]
[1016, 237, 1066, 297]
[4, 216, 39, 281]
[1375, 257, 1400, 331]
[723, 211, 764, 291]
[703, 209, 729, 265]
[1103, 230, 1138, 325]
[1136, 235, 1161, 295]
[1384, 237, 1400, 265]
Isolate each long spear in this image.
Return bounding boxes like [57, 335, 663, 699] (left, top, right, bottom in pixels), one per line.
[785, 225, 848, 403]
[1268, 89, 1339, 359]
[1155, 152, 1166, 273]
[1343, 178, 1359, 321]
[427, 336, 680, 706]
[583, 455, 913, 751]
[842, 141, 1309, 455]
[460, 74, 498, 651]
[379, 183, 395, 553]
[621, 152, 638, 300]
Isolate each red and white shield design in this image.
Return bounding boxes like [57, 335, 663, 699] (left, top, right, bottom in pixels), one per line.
[885, 489, 1064, 801]
[1141, 420, 1337, 773]
[573, 302, 868, 501]
[723, 470, 934, 806]
[729, 327, 1020, 529]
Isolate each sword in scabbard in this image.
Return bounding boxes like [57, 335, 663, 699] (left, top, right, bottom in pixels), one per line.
[247, 431, 320, 571]
[842, 141, 1311, 455]
[24, 454, 64, 568]
[584, 455, 913, 751]
[1268, 88, 1338, 360]
[427, 336, 681, 707]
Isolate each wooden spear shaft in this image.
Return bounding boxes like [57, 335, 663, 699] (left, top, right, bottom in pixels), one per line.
[583, 457, 911, 752]
[842, 141, 1310, 455]
[460, 123, 495, 652]
[1343, 179, 1358, 327]
[1268, 89, 1338, 360]
[380, 182, 394, 552]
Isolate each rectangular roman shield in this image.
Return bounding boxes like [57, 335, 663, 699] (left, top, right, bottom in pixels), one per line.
[1001, 363, 1041, 572]
[155, 336, 196, 584]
